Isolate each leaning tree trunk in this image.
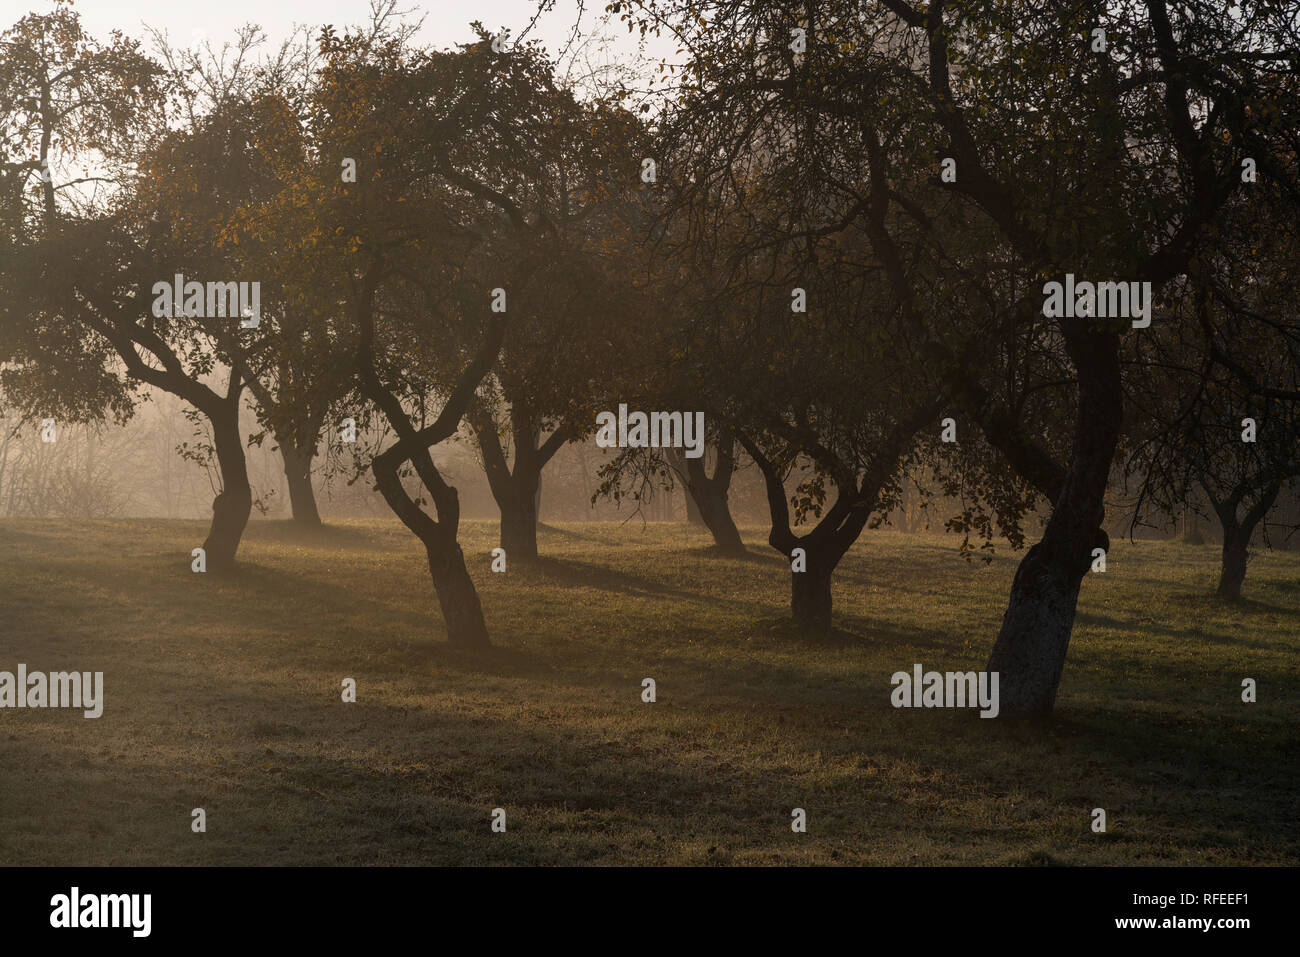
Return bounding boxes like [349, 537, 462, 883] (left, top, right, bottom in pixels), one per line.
[426, 536, 490, 646]
[371, 442, 491, 647]
[674, 437, 746, 556]
[355, 267, 505, 648]
[203, 405, 253, 573]
[279, 441, 322, 527]
[986, 334, 1122, 718]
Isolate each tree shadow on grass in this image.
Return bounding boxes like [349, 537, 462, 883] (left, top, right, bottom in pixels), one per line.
[750, 615, 876, 649]
[678, 543, 774, 564]
[243, 520, 396, 551]
[3, 591, 1293, 864]
[535, 523, 615, 545]
[520, 555, 761, 611]
[1174, 591, 1296, 617]
[1075, 608, 1291, 655]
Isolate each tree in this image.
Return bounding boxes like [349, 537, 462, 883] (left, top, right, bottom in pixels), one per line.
[1126, 196, 1300, 599]
[147, 20, 351, 529]
[302, 25, 632, 642]
[464, 84, 646, 561]
[615, 1, 1012, 629]
[615, 0, 1300, 708]
[0, 3, 160, 467]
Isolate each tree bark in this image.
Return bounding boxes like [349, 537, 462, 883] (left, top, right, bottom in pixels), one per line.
[470, 401, 565, 564]
[985, 333, 1122, 718]
[354, 265, 506, 648]
[426, 538, 490, 646]
[791, 547, 836, 630]
[499, 473, 541, 560]
[1216, 529, 1249, 599]
[673, 435, 746, 555]
[1210, 481, 1279, 600]
[738, 432, 873, 632]
[202, 404, 253, 573]
[280, 441, 322, 527]
[371, 441, 491, 647]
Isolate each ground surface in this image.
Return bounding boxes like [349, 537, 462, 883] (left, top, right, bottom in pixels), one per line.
[0, 518, 1295, 865]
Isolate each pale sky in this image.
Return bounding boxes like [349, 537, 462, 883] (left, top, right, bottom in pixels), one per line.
[1, 0, 677, 76]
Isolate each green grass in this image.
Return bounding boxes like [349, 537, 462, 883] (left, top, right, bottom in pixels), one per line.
[0, 517, 1295, 865]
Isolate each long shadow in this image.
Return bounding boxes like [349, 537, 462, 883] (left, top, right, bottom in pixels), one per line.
[535, 523, 614, 545]
[8, 650, 1293, 864]
[1074, 608, 1291, 654]
[520, 555, 768, 612]
[243, 520, 395, 551]
[678, 543, 774, 564]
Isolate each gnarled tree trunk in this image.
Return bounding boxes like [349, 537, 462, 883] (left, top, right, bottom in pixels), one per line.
[1209, 481, 1280, 600]
[985, 332, 1121, 718]
[355, 267, 506, 648]
[426, 537, 490, 646]
[740, 434, 874, 632]
[372, 441, 490, 647]
[673, 434, 745, 556]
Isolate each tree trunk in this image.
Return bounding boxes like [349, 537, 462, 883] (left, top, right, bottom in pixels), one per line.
[1210, 482, 1280, 600]
[1216, 528, 1248, 599]
[426, 538, 490, 647]
[499, 470, 540, 561]
[370, 443, 492, 648]
[355, 267, 505, 649]
[471, 402, 565, 564]
[202, 406, 253, 573]
[740, 433, 872, 632]
[691, 467, 745, 554]
[676, 437, 746, 556]
[985, 334, 1122, 718]
[791, 549, 835, 630]
[280, 441, 322, 527]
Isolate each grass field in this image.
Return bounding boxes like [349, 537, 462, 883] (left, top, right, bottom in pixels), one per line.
[0, 518, 1295, 865]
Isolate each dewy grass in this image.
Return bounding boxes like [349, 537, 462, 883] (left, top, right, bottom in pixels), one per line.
[0, 518, 1294, 866]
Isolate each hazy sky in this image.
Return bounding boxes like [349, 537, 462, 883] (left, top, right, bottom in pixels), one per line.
[1, 0, 674, 69]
